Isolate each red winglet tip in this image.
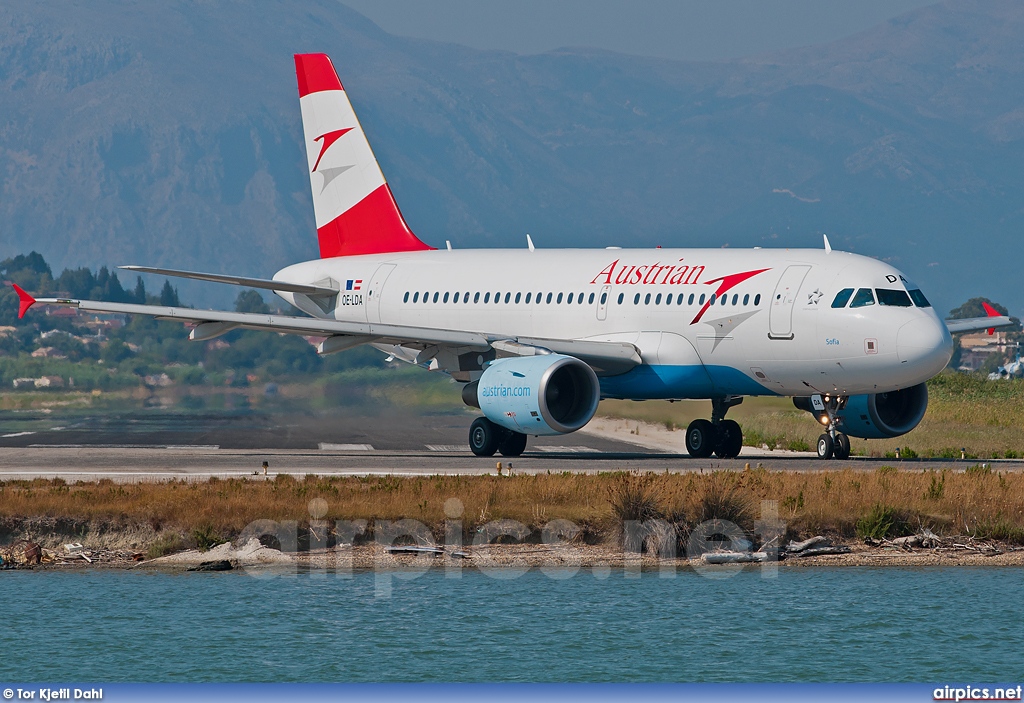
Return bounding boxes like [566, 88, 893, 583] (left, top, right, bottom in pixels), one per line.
[295, 53, 344, 97]
[11, 283, 35, 319]
[982, 301, 1000, 317]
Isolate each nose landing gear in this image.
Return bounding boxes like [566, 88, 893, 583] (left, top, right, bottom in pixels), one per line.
[812, 393, 850, 460]
[685, 396, 745, 459]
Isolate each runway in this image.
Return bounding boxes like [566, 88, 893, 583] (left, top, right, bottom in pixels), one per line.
[1, 413, 1021, 481]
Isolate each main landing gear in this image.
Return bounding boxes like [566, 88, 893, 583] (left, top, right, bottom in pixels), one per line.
[812, 394, 850, 460]
[469, 417, 528, 458]
[685, 396, 744, 459]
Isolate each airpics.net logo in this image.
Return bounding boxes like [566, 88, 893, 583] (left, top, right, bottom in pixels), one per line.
[934, 685, 1023, 701]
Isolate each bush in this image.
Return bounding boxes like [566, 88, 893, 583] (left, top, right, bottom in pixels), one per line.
[856, 504, 913, 539]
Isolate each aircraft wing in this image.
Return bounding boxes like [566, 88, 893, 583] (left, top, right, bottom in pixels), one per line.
[12, 285, 640, 373]
[945, 316, 1013, 334]
[945, 302, 1014, 335]
[118, 265, 339, 297]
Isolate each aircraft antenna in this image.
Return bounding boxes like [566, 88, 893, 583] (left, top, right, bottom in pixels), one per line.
[823, 234, 832, 253]
[526, 234, 535, 252]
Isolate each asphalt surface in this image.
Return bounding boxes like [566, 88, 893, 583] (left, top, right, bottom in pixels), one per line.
[1, 410, 1021, 481]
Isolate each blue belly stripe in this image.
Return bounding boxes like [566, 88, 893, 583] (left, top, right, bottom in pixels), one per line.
[599, 364, 776, 400]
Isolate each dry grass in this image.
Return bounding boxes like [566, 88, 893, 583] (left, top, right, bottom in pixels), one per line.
[2, 469, 1024, 544]
[598, 373, 1024, 459]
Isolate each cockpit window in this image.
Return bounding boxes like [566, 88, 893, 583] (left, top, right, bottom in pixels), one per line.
[831, 288, 854, 308]
[850, 288, 875, 308]
[875, 288, 913, 307]
[907, 289, 931, 308]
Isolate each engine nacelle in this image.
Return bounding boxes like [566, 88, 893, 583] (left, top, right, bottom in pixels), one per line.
[794, 383, 928, 440]
[464, 354, 600, 435]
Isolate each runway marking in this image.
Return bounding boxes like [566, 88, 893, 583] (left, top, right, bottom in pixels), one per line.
[426, 444, 470, 452]
[535, 446, 600, 453]
[2, 431, 35, 438]
[27, 443, 220, 450]
[318, 443, 375, 451]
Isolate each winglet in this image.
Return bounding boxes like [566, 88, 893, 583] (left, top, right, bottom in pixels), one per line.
[11, 283, 35, 318]
[982, 301, 1000, 335]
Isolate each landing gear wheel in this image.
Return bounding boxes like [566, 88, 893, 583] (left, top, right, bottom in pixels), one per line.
[469, 417, 500, 457]
[816, 433, 834, 460]
[498, 431, 527, 457]
[686, 419, 717, 458]
[713, 419, 743, 459]
[833, 433, 850, 460]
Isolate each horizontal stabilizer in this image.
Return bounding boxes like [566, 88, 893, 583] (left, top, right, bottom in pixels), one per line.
[119, 266, 338, 297]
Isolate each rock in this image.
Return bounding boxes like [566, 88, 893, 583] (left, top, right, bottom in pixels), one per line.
[891, 535, 921, 548]
[187, 560, 233, 572]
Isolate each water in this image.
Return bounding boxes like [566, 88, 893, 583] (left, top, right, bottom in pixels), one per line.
[1, 567, 1022, 682]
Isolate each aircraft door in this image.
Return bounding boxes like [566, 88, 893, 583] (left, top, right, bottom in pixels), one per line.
[768, 265, 810, 340]
[596, 285, 611, 320]
[365, 263, 397, 323]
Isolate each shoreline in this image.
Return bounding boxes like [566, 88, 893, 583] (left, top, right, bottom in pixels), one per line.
[5, 537, 1024, 572]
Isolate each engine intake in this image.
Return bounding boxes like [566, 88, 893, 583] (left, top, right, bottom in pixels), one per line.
[794, 383, 928, 440]
[464, 354, 600, 435]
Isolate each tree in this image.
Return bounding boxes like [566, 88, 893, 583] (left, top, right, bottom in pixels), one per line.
[133, 276, 147, 304]
[948, 297, 1008, 319]
[159, 280, 180, 307]
[235, 289, 270, 314]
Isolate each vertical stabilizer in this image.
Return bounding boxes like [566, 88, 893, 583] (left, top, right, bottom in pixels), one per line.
[294, 53, 432, 258]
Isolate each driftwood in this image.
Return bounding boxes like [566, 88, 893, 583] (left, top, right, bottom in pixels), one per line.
[790, 545, 852, 557]
[702, 551, 773, 564]
[786, 536, 830, 553]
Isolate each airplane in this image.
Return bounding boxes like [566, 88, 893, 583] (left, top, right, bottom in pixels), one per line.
[11, 53, 1014, 460]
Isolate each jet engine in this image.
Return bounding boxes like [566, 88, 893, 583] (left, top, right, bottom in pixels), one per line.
[794, 383, 928, 440]
[463, 354, 600, 435]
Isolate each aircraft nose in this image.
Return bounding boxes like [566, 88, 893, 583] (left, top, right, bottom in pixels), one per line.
[897, 316, 953, 373]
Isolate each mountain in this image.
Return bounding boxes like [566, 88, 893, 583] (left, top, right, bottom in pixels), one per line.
[0, 0, 1022, 314]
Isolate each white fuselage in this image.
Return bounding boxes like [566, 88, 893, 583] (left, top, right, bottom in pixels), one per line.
[274, 247, 952, 400]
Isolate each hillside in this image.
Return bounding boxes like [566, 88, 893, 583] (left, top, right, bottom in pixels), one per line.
[0, 0, 1022, 313]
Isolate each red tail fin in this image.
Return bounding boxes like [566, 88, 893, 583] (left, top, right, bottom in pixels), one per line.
[982, 301, 1000, 335]
[294, 54, 433, 258]
[11, 283, 35, 318]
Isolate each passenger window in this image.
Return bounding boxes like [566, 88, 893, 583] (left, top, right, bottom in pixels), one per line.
[545, 293, 552, 304]
[403, 292, 409, 303]
[742, 294, 749, 305]
[666, 295, 672, 306]
[413, 292, 419, 303]
[908, 289, 931, 308]
[876, 289, 912, 307]
[589, 293, 596, 304]
[634, 293, 640, 305]
[484, 293, 490, 303]
[655, 293, 662, 305]
[504, 292, 511, 303]
[850, 288, 875, 308]
[578, 292, 584, 304]
[525, 293, 531, 304]
[754, 294, 761, 306]
[567, 293, 574, 304]
[600, 292, 607, 304]
[443, 292, 449, 303]
[731, 294, 738, 305]
[831, 288, 854, 308]
[515, 292, 521, 304]
[537, 292, 542, 304]
[699, 294, 706, 305]
[432, 292, 439, 303]
[464, 292, 470, 303]
[688, 294, 695, 305]
[710, 294, 716, 304]
[474, 292, 480, 303]
[677, 294, 684, 305]
[556, 293, 563, 304]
